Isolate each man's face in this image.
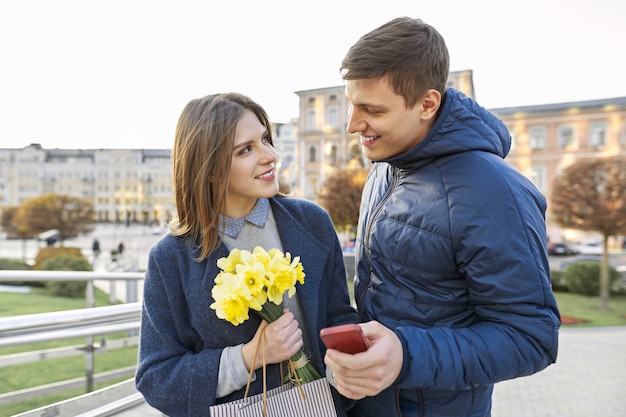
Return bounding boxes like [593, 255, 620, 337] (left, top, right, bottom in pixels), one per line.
[345, 76, 435, 161]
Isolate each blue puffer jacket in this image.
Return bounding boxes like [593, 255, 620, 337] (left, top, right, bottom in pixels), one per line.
[350, 88, 560, 417]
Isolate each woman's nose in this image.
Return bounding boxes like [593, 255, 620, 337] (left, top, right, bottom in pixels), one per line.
[262, 144, 277, 163]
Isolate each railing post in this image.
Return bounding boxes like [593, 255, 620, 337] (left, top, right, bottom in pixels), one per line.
[86, 280, 95, 308]
[86, 339, 95, 392]
[126, 280, 137, 304]
[85, 279, 95, 392]
[109, 281, 117, 303]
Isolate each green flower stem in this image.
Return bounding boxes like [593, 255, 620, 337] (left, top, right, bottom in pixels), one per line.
[256, 301, 322, 383]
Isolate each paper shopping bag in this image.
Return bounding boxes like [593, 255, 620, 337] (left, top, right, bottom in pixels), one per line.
[209, 378, 337, 417]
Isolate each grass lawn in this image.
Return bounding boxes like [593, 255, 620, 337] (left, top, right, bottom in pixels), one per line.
[554, 291, 626, 327]
[0, 286, 139, 416]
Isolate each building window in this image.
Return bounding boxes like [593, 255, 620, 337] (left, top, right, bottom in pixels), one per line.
[528, 126, 547, 150]
[329, 145, 337, 166]
[328, 105, 338, 128]
[558, 124, 577, 150]
[307, 108, 316, 131]
[308, 146, 317, 163]
[589, 122, 607, 149]
[529, 166, 547, 193]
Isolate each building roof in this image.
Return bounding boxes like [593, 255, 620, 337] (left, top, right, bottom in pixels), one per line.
[490, 96, 626, 116]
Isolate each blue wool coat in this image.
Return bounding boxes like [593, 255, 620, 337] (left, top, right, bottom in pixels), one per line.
[136, 197, 358, 416]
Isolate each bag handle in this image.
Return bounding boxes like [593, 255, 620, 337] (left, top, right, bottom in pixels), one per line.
[244, 325, 268, 414]
[243, 325, 306, 415]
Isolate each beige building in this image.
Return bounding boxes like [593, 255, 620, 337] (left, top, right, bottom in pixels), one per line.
[0, 144, 175, 225]
[294, 85, 363, 200]
[491, 97, 626, 242]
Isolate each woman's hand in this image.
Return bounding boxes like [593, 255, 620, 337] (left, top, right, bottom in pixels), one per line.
[242, 309, 303, 371]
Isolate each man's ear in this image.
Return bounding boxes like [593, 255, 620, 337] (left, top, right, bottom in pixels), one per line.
[421, 89, 441, 120]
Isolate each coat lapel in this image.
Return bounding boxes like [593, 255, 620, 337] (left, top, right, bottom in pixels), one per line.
[270, 199, 331, 346]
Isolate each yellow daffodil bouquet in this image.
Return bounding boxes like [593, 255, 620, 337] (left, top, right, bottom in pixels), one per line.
[210, 246, 322, 384]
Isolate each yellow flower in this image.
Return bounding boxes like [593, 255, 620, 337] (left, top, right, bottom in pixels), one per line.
[252, 246, 272, 267]
[236, 259, 267, 298]
[209, 272, 253, 326]
[216, 248, 243, 273]
[210, 246, 321, 382]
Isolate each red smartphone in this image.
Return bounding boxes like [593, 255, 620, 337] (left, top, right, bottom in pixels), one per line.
[320, 324, 369, 354]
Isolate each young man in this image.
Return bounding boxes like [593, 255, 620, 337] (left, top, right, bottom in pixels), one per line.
[324, 17, 560, 417]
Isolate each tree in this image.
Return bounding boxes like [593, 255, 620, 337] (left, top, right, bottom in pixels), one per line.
[14, 193, 96, 244]
[317, 168, 369, 231]
[551, 156, 626, 310]
[1, 206, 35, 262]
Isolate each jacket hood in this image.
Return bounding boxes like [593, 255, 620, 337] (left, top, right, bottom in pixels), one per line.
[385, 88, 511, 169]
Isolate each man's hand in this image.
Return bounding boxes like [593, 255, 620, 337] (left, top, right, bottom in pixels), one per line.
[324, 321, 403, 399]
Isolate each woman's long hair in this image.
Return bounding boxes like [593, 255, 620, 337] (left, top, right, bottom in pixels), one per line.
[169, 92, 274, 261]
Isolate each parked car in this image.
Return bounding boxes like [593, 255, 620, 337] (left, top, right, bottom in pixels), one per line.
[37, 229, 60, 246]
[570, 240, 604, 255]
[548, 242, 577, 256]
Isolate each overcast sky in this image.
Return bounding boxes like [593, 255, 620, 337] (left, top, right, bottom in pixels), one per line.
[1, 0, 624, 149]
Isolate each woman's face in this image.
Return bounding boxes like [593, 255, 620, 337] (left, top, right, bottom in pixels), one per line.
[224, 110, 278, 218]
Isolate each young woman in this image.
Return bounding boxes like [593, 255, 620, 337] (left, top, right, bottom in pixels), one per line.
[135, 92, 358, 416]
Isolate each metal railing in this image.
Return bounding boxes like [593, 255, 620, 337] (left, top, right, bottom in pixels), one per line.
[0, 270, 144, 413]
[0, 270, 144, 307]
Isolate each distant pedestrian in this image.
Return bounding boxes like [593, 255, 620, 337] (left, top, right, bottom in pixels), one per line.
[118, 241, 124, 254]
[92, 239, 101, 257]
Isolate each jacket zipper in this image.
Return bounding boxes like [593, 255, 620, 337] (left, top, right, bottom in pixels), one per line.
[359, 165, 400, 307]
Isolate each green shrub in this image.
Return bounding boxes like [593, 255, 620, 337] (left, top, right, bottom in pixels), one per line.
[0, 257, 34, 287]
[33, 246, 85, 270]
[44, 280, 87, 298]
[40, 255, 92, 298]
[549, 270, 567, 292]
[563, 261, 620, 296]
[0, 258, 31, 270]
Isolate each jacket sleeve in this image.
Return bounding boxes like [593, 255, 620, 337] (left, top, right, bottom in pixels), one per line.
[394, 158, 560, 390]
